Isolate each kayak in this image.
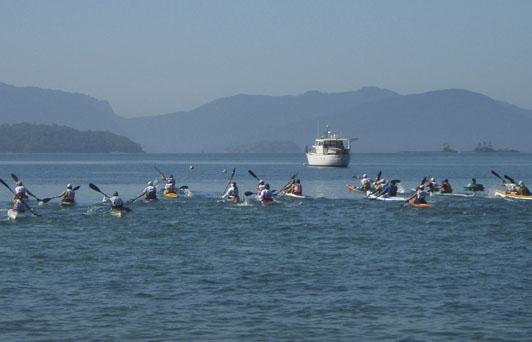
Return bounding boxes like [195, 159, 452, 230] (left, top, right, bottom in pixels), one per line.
[227, 196, 239, 204]
[408, 199, 433, 209]
[7, 209, 26, 220]
[60, 201, 75, 207]
[162, 192, 177, 198]
[284, 193, 306, 199]
[110, 208, 129, 217]
[346, 184, 364, 192]
[367, 194, 406, 201]
[430, 192, 474, 198]
[494, 189, 532, 201]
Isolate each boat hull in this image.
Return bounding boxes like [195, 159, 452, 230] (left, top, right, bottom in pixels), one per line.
[306, 153, 350, 167]
[8, 209, 26, 220]
[494, 189, 532, 200]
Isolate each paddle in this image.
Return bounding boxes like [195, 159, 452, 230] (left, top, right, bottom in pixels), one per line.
[244, 191, 255, 196]
[40, 186, 81, 203]
[0, 178, 40, 216]
[10, 173, 43, 202]
[248, 169, 260, 181]
[504, 175, 516, 184]
[127, 193, 145, 205]
[89, 183, 110, 198]
[278, 173, 298, 195]
[154, 166, 167, 179]
[491, 170, 505, 182]
[221, 168, 236, 196]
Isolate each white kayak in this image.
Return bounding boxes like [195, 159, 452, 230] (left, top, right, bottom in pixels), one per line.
[284, 193, 306, 199]
[367, 194, 407, 202]
[430, 192, 474, 198]
[7, 209, 26, 220]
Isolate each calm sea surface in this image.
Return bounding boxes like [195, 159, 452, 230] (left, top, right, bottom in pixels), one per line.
[0, 153, 531, 341]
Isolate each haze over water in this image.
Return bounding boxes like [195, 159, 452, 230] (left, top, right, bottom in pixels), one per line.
[1, 153, 530, 340]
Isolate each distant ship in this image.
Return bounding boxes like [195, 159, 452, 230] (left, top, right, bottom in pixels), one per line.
[305, 125, 356, 167]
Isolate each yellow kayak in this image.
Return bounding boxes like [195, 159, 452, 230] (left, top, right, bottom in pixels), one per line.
[494, 189, 532, 200]
[162, 192, 177, 198]
[110, 208, 129, 217]
[226, 196, 239, 204]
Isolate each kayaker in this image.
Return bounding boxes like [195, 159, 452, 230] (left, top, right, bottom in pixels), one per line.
[14, 181, 28, 201]
[372, 179, 385, 195]
[502, 180, 517, 193]
[256, 179, 266, 195]
[258, 183, 274, 203]
[413, 186, 428, 204]
[141, 181, 157, 200]
[428, 178, 439, 193]
[58, 184, 76, 203]
[164, 175, 176, 194]
[514, 181, 531, 196]
[465, 178, 484, 191]
[287, 179, 303, 196]
[380, 180, 399, 197]
[440, 179, 453, 193]
[12, 194, 26, 213]
[222, 181, 240, 202]
[360, 174, 372, 191]
[108, 192, 124, 209]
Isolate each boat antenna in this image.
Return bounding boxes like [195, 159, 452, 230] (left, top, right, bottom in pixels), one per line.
[316, 121, 319, 138]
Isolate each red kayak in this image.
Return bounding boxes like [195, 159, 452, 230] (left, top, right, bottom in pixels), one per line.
[408, 198, 433, 209]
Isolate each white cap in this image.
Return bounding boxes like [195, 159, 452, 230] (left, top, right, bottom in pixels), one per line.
[362, 174, 367, 178]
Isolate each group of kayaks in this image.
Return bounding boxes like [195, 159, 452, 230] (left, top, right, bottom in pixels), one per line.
[4, 168, 531, 219]
[346, 169, 532, 208]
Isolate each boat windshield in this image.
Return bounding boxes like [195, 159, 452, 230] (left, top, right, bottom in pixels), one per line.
[323, 140, 345, 149]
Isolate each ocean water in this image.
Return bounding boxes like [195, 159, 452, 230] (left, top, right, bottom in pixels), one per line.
[0, 153, 531, 341]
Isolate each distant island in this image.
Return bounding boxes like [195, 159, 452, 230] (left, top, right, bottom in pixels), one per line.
[473, 141, 519, 153]
[0, 123, 144, 153]
[442, 143, 458, 153]
[224, 141, 301, 153]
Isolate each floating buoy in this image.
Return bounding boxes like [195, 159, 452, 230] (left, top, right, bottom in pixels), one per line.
[189, 165, 194, 170]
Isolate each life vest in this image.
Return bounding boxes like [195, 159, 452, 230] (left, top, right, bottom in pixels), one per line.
[110, 196, 124, 209]
[291, 184, 302, 195]
[63, 189, 75, 202]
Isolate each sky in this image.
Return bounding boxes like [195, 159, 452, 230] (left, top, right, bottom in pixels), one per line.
[1, 0, 531, 117]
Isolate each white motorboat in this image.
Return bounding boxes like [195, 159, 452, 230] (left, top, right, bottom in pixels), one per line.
[305, 126, 355, 167]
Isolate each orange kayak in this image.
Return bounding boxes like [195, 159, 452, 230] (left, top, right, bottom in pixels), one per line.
[408, 198, 433, 209]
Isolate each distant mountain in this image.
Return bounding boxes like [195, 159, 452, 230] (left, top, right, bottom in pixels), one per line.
[0, 82, 124, 131]
[1, 81, 531, 153]
[122, 87, 400, 152]
[0, 123, 143, 153]
[317, 89, 532, 152]
[224, 141, 301, 153]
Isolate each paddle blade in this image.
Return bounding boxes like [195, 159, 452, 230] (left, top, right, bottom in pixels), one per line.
[248, 170, 259, 180]
[244, 191, 254, 196]
[10, 173, 19, 182]
[89, 183, 102, 193]
[41, 198, 52, 203]
[0, 178, 14, 194]
[504, 175, 516, 183]
[376, 171, 382, 180]
[179, 185, 189, 190]
[491, 170, 502, 179]
[73, 186, 81, 191]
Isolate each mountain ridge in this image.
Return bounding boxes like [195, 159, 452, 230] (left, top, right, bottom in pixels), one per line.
[1, 81, 531, 152]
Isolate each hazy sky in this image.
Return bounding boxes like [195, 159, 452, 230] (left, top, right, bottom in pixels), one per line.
[1, 0, 531, 117]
